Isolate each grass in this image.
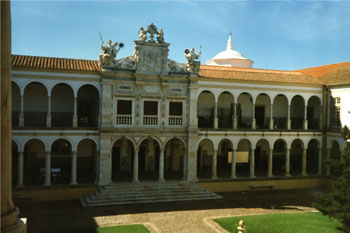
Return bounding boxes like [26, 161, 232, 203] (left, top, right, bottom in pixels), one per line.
[97, 224, 150, 233]
[214, 212, 342, 233]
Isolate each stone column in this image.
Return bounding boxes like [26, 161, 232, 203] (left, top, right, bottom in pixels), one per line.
[270, 104, 274, 129]
[44, 151, 51, 186]
[302, 148, 307, 176]
[287, 104, 291, 130]
[252, 103, 256, 129]
[1, 1, 26, 231]
[233, 102, 237, 129]
[268, 149, 273, 178]
[183, 149, 188, 181]
[326, 149, 331, 176]
[98, 97, 102, 127]
[46, 95, 51, 127]
[19, 95, 24, 127]
[250, 149, 255, 178]
[319, 107, 322, 129]
[285, 148, 291, 177]
[70, 151, 77, 185]
[213, 102, 218, 129]
[16, 151, 24, 187]
[304, 104, 308, 130]
[73, 96, 78, 127]
[212, 149, 218, 180]
[133, 148, 139, 182]
[230, 149, 237, 179]
[159, 149, 165, 181]
[318, 148, 322, 176]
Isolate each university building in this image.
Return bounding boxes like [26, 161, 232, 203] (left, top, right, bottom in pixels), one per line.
[11, 24, 350, 197]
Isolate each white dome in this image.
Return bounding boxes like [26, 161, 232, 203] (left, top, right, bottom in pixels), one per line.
[212, 49, 248, 60]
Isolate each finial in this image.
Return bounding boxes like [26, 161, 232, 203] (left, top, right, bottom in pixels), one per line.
[227, 32, 233, 51]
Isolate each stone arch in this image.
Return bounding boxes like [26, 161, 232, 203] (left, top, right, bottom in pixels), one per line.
[307, 139, 320, 175]
[76, 138, 97, 183]
[22, 137, 48, 152]
[273, 94, 288, 129]
[23, 80, 49, 95]
[76, 82, 101, 98]
[164, 138, 186, 180]
[290, 139, 304, 175]
[236, 138, 252, 178]
[217, 139, 233, 178]
[290, 95, 306, 129]
[111, 137, 135, 182]
[273, 138, 287, 176]
[255, 93, 272, 129]
[217, 91, 234, 129]
[198, 90, 215, 128]
[197, 138, 214, 179]
[255, 138, 270, 177]
[51, 138, 73, 184]
[51, 83, 74, 127]
[77, 84, 99, 127]
[163, 136, 187, 150]
[307, 96, 321, 129]
[23, 139, 46, 186]
[237, 92, 253, 129]
[138, 137, 161, 181]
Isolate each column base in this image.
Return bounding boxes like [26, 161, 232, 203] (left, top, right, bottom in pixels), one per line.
[249, 175, 256, 179]
[230, 176, 237, 179]
[158, 178, 165, 182]
[43, 182, 51, 187]
[133, 179, 139, 183]
[70, 182, 78, 186]
[15, 184, 24, 188]
[211, 176, 218, 180]
[1, 208, 26, 233]
[267, 174, 274, 178]
[285, 173, 291, 177]
[302, 173, 307, 177]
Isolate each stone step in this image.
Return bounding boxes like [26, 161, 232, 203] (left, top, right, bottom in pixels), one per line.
[81, 182, 222, 207]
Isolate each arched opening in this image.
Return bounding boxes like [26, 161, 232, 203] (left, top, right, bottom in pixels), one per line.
[307, 139, 320, 175]
[12, 141, 19, 187]
[77, 139, 97, 184]
[112, 138, 134, 182]
[51, 139, 72, 184]
[273, 139, 287, 176]
[273, 94, 288, 129]
[77, 85, 99, 127]
[217, 139, 233, 178]
[255, 94, 271, 129]
[217, 92, 234, 129]
[307, 96, 321, 130]
[51, 83, 74, 127]
[237, 93, 253, 129]
[255, 139, 269, 177]
[198, 91, 215, 128]
[330, 141, 341, 176]
[24, 82, 48, 127]
[236, 139, 251, 177]
[290, 95, 305, 129]
[164, 138, 185, 180]
[138, 138, 160, 181]
[12, 82, 20, 127]
[197, 139, 214, 179]
[24, 139, 46, 186]
[290, 139, 303, 175]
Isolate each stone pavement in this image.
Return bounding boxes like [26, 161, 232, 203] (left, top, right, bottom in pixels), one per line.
[16, 189, 319, 233]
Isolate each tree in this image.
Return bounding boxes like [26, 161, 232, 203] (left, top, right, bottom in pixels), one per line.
[314, 126, 350, 233]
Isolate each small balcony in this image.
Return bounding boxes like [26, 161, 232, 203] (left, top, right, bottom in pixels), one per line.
[143, 115, 158, 125]
[116, 115, 132, 125]
[169, 116, 182, 126]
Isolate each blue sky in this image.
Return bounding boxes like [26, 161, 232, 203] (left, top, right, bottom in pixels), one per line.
[11, 1, 350, 70]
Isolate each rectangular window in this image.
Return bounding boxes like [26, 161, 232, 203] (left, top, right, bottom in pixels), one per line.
[144, 101, 158, 115]
[330, 97, 341, 128]
[169, 102, 183, 116]
[117, 100, 132, 115]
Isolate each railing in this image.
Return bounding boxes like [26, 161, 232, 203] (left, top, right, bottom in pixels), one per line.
[169, 116, 182, 126]
[308, 118, 320, 130]
[12, 111, 20, 127]
[143, 115, 158, 125]
[198, 116, 213, 128]
[291, 117, 304, 129]
[24, 111, 47, 127]
[238, 117, 251, 129]
[78, 116, 97, 127]
[116, 115, 132, 125]
[273, 117, 287, 129]
[218, 115, 232, 128]
[51, 112, 73, 127]
[256, 117, 269, 129]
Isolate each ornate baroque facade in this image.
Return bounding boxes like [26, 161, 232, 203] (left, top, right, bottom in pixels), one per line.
[11, 24, 350, 189]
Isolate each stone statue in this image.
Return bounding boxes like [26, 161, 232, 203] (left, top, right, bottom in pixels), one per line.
[237, 220, 246, 233]
[138, 27, 147, 41]
[157, 29, 164, 44]
[98, 39, 122, 67]
[185, 46, 201, 73]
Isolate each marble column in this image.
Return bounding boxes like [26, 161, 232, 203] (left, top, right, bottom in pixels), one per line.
[302, 148, 307, 176]
[73, 96, 78, 127]
[304, 104, 308, 130]
[270, 104, 274, 129]
[252, 103, 256, 129]
[250, 149, 255, 178]
[318, 148, 322, 176]
[212, 150, 218, 179]
[133, 148, 139, 182]
[19, 95, 24, 127]
[287, 104, 291, 130]
[16, 152, 24, 187]
[268, 149, 273, 178]
[44, 151, 51, 186]
[70, 151, 77, 185]
[285, 149, 291, 176]
[1, 1, 26, 231]
[233, 102, 237, 129]
[230, 150, 237, 179]
[46, 95, 51, 127]
[159, 149, 165, 182]
[214, 102, 218, 129]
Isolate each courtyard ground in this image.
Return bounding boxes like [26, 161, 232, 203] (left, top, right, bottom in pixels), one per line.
[16, 189, 321, 233]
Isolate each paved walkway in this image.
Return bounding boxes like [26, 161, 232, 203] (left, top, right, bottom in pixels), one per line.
[17, 189, 319, 233]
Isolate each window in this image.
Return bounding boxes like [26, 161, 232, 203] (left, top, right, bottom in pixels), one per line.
[330, 97, 341, 128]
[116, 100, 132, 125]
[143, 101, 158, 125]
[169, 102, 183, 126]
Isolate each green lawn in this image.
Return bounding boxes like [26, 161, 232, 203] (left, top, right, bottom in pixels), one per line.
[97, 224, 150, 233]
[214, 212, 342, 233]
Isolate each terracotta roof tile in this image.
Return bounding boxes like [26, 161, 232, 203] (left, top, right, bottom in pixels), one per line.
[296, 62, 350, 78]
[319, 67, 350, 85]
[12, 55, 100, 72]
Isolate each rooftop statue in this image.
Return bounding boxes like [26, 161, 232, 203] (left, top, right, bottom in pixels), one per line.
[98, 39, 123, 67]
[185, 46, 201, 73]
[137, 23, 166, 44]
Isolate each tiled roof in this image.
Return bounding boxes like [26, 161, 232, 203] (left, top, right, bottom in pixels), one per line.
[199, 65, 323, 85]
[12, 55, 100, 72]
[319, 67, 350, 85]
[296, 62, 350, 78]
